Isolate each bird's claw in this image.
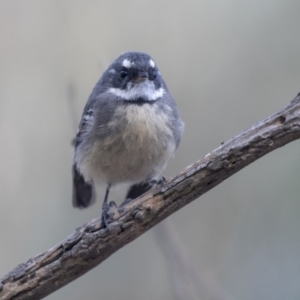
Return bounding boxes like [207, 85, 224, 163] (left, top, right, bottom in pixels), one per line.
[101, 201, 118, 228]
[150, 176, 166, 186]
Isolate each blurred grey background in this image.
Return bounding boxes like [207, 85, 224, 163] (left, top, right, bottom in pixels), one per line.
[1, 1, 300, 299]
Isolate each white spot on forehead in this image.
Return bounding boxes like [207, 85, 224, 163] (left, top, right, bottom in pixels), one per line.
[108, 68, 116, 74]
[122, 58, 134, 68]
[149, 59, 155, 68]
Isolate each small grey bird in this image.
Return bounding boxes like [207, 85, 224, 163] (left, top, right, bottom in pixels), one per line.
[72, 51, 184, 226]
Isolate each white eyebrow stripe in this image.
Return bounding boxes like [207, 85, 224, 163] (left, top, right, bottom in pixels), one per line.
[149, 59, 155, 68]
[122, 59, 134, 68]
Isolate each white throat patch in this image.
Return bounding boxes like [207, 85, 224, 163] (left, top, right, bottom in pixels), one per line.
[108, 80, 164, 101]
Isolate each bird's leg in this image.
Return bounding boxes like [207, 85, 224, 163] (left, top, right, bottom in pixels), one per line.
[101, 184, 111, 228]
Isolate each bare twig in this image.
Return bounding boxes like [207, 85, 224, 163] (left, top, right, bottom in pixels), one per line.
[1, 93, 300, 300]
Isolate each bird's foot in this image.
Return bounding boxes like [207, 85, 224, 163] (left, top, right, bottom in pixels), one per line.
[101, 201, 118, 228]
[122, 177, 167, 206]
[150, 176, 166, 186]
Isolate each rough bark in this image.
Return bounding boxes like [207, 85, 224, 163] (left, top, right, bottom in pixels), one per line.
[1, 93, 300, 300]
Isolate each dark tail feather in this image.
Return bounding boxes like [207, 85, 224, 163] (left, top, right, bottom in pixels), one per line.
[72, 164, 96, 208]
[122, 182, 152, 206]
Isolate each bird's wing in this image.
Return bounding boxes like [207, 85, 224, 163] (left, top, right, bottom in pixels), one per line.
[72, 95, 98, 208]
[73, 95, 97, 147]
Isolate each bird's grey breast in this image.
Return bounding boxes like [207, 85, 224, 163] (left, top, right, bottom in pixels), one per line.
[79, 101, 177, 185]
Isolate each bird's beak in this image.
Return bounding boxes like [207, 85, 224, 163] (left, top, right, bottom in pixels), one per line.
[132, 71, 148, 83]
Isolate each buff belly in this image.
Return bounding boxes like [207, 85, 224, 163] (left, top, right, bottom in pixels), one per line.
[77, 103, 175, 185]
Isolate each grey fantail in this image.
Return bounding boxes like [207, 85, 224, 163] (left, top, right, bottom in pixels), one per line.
[72, 51, 184, 226]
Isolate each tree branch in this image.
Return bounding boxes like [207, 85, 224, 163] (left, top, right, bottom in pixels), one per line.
[1, 93, 300, 300]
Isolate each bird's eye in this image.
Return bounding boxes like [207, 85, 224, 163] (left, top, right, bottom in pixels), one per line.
[120, 68, 128, 79]
[149, 69, 157, 80]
